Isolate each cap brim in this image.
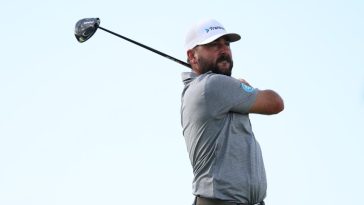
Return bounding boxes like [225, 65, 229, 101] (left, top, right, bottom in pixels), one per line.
[198, 33, 241, 46]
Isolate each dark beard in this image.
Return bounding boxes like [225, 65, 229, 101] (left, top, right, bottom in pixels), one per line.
[198, 54, 233, 76]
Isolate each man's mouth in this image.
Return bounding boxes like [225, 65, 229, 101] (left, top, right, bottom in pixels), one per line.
[218, 60, 230, 64]
[217, 55, 232, 65]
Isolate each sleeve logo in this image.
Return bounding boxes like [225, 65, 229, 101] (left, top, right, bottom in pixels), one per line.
[240, 83, 254, 93]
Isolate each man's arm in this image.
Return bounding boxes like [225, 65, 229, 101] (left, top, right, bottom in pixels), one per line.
[204, 75, 284, 116]
[249, 89, 284, 115]
[239, 79, 284, 115]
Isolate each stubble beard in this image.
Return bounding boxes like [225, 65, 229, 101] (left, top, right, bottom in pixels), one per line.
[198, 54, 233, 76]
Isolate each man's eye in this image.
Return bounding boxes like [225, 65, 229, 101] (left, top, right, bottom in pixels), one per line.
[207, 41, 230, 49]
[209, 42, 218, 47]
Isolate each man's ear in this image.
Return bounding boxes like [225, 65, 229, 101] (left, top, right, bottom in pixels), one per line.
[187, 49, 196, 65]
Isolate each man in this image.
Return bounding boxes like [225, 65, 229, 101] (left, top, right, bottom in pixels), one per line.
[181, 19, 284, 205]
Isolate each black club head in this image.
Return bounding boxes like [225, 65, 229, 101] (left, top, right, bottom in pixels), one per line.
[74, 18, 100, 43]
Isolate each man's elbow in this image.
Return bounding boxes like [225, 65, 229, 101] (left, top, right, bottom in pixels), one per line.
[269, 97, 284, 114]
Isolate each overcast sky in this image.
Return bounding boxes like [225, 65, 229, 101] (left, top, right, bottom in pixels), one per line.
[0, 1, 363, 205]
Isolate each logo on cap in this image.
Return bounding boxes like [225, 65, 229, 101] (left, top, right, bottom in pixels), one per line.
[204, 26, 225, 33]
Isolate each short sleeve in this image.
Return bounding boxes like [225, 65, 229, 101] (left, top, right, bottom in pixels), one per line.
[204, 74, 257, 117]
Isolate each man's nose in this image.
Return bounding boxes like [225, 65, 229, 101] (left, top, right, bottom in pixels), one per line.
[217, 40, 230, 50]
[218, 43, 230, 54]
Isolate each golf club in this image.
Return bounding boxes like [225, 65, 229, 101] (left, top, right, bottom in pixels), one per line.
[74, 18, 191, 69]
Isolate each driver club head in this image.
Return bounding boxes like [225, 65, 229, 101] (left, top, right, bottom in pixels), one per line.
[74, 18, 100, 43]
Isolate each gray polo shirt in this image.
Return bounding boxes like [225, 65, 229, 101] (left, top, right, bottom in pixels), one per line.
[181, 71, 266, 204]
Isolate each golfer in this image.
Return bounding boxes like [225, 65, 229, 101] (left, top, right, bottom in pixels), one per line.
[181, 19, 284, 205]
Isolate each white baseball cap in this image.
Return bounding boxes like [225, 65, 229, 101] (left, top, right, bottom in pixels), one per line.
[185, 19, 241, 51]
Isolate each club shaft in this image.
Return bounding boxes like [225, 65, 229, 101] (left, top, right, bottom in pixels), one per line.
[98, 26, 191, 69]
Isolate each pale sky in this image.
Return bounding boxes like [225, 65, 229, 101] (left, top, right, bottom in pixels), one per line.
[0, 1, 363, 205]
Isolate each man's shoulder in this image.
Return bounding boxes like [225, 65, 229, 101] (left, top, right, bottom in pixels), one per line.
[182, 72, 238, 91]
[201, 72, 237, 88]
